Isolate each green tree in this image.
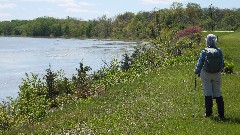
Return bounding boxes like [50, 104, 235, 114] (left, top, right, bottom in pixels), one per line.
[127, 11, 153, 39]
[92, 15, 112, 38]
[185, 3, 202, 26]
[221, 9, 238, 31]
[170, 2, 187, 29]
[0, 21, 14, 35]
[111, 12, 135, 39]
[50, 24, 62, 37]
[85, 21, 94, 38]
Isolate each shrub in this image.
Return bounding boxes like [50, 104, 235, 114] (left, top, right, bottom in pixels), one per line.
[120, 54, 132, 71]
[44, 65, 58, 100]
[224, 61, 234, 74]
[176, 26, 202, 39]
[44, 66, 74, 107]
[72, 63, 93, 99]
[17, 73, 49, 123]
[175, 26, 203, 47]
[0, 98, 16, 132]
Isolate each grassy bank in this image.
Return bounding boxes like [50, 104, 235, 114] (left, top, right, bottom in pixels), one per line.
[6, 32, 240, 134]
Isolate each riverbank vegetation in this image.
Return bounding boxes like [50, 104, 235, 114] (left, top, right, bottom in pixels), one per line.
[2, 31, 239, 134]
[0, 2, 239, 134]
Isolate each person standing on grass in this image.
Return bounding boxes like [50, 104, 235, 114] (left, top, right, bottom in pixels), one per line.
[194, 34, 225, 119]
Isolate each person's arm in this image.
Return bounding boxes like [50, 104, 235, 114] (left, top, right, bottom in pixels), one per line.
[195, 50, 206, 74]
[218, 48, 225, 71]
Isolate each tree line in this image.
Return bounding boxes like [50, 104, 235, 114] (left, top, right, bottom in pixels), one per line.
[0, 2, 239, 40]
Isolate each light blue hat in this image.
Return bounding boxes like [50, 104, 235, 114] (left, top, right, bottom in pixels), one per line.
[206, 34, 217, 48]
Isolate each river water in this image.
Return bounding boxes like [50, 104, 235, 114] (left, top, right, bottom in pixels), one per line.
[0, 37, 139, 100]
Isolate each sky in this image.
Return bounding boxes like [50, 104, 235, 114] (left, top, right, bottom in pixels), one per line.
[0, 0, 239, 21]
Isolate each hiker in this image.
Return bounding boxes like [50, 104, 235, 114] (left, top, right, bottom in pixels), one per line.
[194, 34, 225, 119]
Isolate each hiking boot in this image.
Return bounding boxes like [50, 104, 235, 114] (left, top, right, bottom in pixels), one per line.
[205, 96, 213, 117]
[205, 113, 212, 118]
[216, 96, 225, 119]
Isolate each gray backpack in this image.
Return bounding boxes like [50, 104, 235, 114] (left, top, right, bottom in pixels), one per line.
[204, 48, 222, 73]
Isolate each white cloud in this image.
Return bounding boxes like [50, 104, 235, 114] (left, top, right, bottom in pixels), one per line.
[78, 2, 94, 6]
[19, 0, 95, 13]
[58, 2, 79, 8]
[54, 0, 95, 13]
[0, 3, 17, 9]
[141, 0, 183, 4]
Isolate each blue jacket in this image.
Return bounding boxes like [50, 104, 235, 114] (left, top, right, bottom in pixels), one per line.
[195, 48, 225, 74]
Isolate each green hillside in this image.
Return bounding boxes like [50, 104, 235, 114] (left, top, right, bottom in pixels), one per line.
[6, 32, 240, 134]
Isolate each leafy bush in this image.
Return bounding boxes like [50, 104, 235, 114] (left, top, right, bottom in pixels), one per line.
[44, 66, 75, 107]
[224, 61, 234, 74]
[0, 73, 49, 132]
[72, 63, 93, 99]
[120, 54, 132, 71]
[0, 98, 16, 132]
[17, 73, 49, 121]
[44, 66, 58, 100]
[93, 59, 123, 86]
[176, 26, 202, 41]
